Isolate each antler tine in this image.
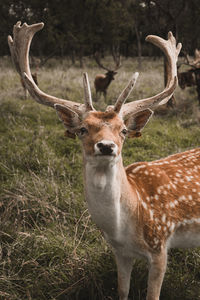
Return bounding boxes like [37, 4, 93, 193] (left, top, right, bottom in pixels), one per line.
[118, 32, 181, 117]
[147, 32, 181, 87]
[114, 55, 121, 71]
[178, 49, 200, 70]
[8, 21, 85, 114]
[182, 50, 191, 65]
[8, 21, 43, 79]
[112, 49, 121, 71]
[83, 72, 95, 111]
[113, 72, 139, 113]
[194, 49, 200, 63]
[190, 49, 200, 68]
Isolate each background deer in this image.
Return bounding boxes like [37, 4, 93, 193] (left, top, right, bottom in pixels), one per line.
[94, 51, 121, 101]
[178, 49, 200, 105]
[8, 22, 200, 300]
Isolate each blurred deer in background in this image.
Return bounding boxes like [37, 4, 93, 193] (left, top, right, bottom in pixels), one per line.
[8, 22, 200, 300]
[94, 51, 121, 101]
[178, 49, 200, 105]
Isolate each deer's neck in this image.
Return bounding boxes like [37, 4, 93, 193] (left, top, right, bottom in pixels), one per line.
[83, 155, 138, 237]
[104, 75, 113, 87]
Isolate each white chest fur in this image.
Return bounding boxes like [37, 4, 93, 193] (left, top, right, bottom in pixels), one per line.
[85, 160, 121, 237]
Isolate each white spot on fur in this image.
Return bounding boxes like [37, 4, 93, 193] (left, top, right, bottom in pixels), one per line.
[154, 194, 159, 200]
[132, 165, 146, 173]
[178, 195, 186, 201]
[149, 209, 154, 220]
[162, 214, 166, 223]
[169, 202, 175, 208]
[142, 201, 147, 210]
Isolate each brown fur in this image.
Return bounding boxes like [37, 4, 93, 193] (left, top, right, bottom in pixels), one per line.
[126, 148, 200, 251]
[94, 71, 117, 99]
[178, 69, 196, 89]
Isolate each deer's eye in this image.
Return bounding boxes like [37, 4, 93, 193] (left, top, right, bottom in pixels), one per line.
[121, 128, 128, 136]
[79, 127, 88, 135]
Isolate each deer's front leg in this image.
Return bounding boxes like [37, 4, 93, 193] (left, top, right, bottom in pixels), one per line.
[146, 249, 167, 300]
[114, 252, 133, 300]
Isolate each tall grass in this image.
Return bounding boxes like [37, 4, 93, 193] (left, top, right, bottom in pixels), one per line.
[0, 56, 200, 299]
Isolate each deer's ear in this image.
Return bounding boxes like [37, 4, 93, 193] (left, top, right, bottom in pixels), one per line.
[54, 104, 81, 139]
[124, 109, 153, 138]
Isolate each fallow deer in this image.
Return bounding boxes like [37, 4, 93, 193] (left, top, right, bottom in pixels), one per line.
[178, 49, 200, 105]
[94, 51, 121, 100]
[8, 22, 200, 300]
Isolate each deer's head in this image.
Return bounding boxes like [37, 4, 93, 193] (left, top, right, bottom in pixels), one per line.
[8, 22, 181, 164]
[105, 70, 118, 81]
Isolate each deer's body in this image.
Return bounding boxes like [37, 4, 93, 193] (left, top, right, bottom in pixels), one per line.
[85, 130, 200, 248]
[178, 49, 200, 105]
[82, 111, 200, 300]
[86, 146, 200, 252]
[94, 52, 120, 100]
[178, 68, 200, 105]
[94, 71, 117, 98]
[8, 22, 199, 299]
[126, 148, 200, 250]
[178, 69, 196, 89]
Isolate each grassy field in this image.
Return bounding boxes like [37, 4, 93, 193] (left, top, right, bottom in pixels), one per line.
[0, 55, 200, 300]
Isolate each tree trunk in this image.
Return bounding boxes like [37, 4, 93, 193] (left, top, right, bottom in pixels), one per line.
[79, 46, 84, 68]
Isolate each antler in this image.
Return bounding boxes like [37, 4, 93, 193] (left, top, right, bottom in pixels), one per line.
[94, 52, 110, 71]
[113, 72, 139, 113]
[83, 72, 95, 111]
[185, 49, 200, 68]
[114, 54, 121, 71]
[113, 32, 182, 117]
[8, 21, 93, 114]
[8, 23, 181, 119]
[94, 50, 121, 72]
[111, 47, 121, 71]
[193, 49, 200, 67]
[178, 48, 200, 70]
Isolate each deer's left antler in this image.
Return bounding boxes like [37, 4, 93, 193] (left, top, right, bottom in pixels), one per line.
[8, 21, 94, 115]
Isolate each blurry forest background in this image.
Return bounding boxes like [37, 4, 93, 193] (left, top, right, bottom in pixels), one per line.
[1, 0, 200, 63]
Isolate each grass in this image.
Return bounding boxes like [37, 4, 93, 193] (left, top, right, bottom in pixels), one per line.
[0, 56, 200, 299]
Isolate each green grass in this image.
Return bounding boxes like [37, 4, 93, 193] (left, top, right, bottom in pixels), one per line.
[0, 56, 200, 299]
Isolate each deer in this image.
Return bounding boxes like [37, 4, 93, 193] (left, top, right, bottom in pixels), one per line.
[94, 51, 121, 101]
[178, 49, 200, 105]
[8, 21, 200, 300]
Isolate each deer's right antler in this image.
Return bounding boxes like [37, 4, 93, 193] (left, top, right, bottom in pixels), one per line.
[8, 21, 93, 114]
[94, 52, 110, 71]
[181, 49, 200, 69]
[94, 51, 121, 72]
[113, 32, 182, 116]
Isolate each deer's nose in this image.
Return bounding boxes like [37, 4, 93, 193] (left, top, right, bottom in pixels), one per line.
[95, 140, 117, 156]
